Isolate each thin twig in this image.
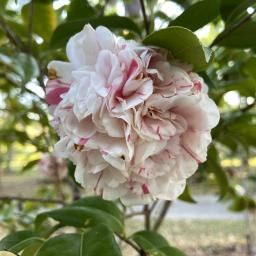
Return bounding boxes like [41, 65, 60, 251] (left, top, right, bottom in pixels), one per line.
[116, 233, 141, 253]
[0, 17, 27, 52]
[28, 0, 34, 52]
[153, 201, 172, 232]
[144, 205, 150, 230]
[210, 9, 256, 47]
[139, 0, 150, 35]
[0, 196, 65, 205]
[149, 199, 158, 214]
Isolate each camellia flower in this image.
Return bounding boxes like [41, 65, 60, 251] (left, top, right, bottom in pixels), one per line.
[46, 24, 219, 205]
[38, 153, 68, 181]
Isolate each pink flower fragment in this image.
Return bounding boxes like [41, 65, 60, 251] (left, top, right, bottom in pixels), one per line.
[46, 24, 220, 205]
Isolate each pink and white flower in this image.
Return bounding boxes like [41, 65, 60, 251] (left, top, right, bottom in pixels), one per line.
[46, 24, 220, 205]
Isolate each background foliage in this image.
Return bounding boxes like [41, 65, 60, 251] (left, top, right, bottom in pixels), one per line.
[0, 0, 256, 255]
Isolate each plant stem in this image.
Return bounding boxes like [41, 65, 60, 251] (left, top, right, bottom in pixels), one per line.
[28, 0, 34, 52]
[116, 233, 141, 254]
[0, 196, 65, 205]
[144, 205, 150, 230]
[0, 17, 28, 52]
[210, 9, 256, 47]
[152, 201, 172, 232]
[139, 0, 150, 35]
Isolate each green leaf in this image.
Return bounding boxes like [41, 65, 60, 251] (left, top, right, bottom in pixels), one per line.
[206, 146, 230, 199]
[132, 231, 169, 251]
[159, 246, 186, 256]
[220, 78, 256, 97]
[229, 196, 247, 212]
[0, 231, 38, 252]
[21, 243, 42, 256]
[178, 185, 196, 203]
[67, 0, 95, 21]
[80, 225, 121, 256]
[22, 1, 57, 41]
[36, 225, 121, 256]
[170, 0, 220, 31]
[23, 159, 40, 172]
[50, 16, 141, 49]
[244, 57, 256, 82]
[8, 238, 44, 254]
[13, 53, 40, 85]
[36, 234, 80, 256]
[225, 0, 256, 26]
[220, 0, 250, 21]
[132, 231, 186, 256]
[143, 26, 212, 71]
[71, 196, 124, 224]
[35, 206, 124, 233]
[216, 21, 256, 48]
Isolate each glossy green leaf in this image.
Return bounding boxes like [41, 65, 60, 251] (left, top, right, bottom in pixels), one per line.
[35, 206, 123, 233]
[67, 0, 95, 21]
[143, 26, 213, 71]
[22, 1, 57, 41]
[0, 231, 39, 252]
[216, 21, 256, 48]
[132, 231, 169, 251]
[36, 225, 121, 256]
[36, 234, 80, 256]
[225, 0, 256, 26]
[71, 196, 124, 224]
[80, 225, 121, 256]
[8, 238, 44, 254]
[132, 231, 186, 256]
[159, 246, 186, 256]
[220, 0, 241, 21]
[50, 16, 141, 49]
[170, 0, 220, 31]
[21, 243, 43, 256]
[220, 0, 249, 21]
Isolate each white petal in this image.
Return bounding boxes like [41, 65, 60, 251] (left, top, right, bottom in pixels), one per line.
[66, 24, 100, 68]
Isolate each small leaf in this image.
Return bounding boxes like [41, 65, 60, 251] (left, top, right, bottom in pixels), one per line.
[143, 26, 212, 71]
[178, 185, 196, 203]
[50, 16, 141, 49]
[170, 0, 220, 31]
[23, 159, 40, 172]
